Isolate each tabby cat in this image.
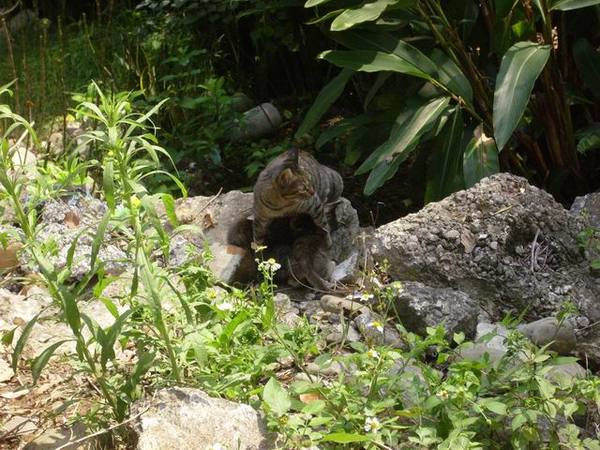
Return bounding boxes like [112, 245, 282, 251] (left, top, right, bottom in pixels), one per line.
[252, 147, 344, 247]
[287, 232, 336, 291]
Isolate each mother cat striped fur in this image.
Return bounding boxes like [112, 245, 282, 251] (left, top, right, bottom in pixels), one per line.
[252, 147, 344, 248]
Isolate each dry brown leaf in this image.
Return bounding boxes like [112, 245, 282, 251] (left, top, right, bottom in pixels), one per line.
[1, 388, 30, 399]
[0, 243, 21, 269]
[63, 211, 80, 228]
[202, 211, 216, 229]
[299, 392, 323, 404]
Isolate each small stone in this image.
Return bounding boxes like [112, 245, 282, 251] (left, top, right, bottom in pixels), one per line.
[545, 363, 586, 384]
[488, 241, 498, 250]
[390, 282, 479, 339]
[353, 311, 404, 347]
[320, 295, 368, 315]
[517, 317, 577, 355]
[457, 343, 507, 366]
[325, 323, 361, 344]
[443, 229, 460, 240]
[305, 361, 343, 377]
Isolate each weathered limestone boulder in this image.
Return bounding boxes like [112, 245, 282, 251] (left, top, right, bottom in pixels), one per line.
[131, 387, 276, 450]
[370, 173, 599, 323]
[391, 281, 480, 338]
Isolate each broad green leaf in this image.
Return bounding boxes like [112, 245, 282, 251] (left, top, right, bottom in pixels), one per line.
[331, 0, 396, 31]
[263, 377, 291, 416]
[493, 41, 550, 150]
[363, 153, 404, 195]
[322, 433, 373, 443]
[329, 31, 438, 77]
[484, 400, 508, 415]
[430, 49, 473, 103]
[573, 39, 600, 98]
[296, 69, 353, 138]
[320, 50, 433, 80]
[463, 125, 499, 188]
[305, 0, 336, 6]
[31, 340, 70, 383]
[551, 0, 600, 9]
[219, 310, 250, 348]
[12, 313, 40, 372]
[357, 96, 450, 174]
[425, 107, 465, 203]
[511, 413, 528, 430]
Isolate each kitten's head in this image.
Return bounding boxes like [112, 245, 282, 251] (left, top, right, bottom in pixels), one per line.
[275, 148, 314, 198]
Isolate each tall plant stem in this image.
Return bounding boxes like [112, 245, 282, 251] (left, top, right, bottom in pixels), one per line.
[2, 18, 20, 113]
[418, 1, 493, 125]
[538, 0, 580, 175]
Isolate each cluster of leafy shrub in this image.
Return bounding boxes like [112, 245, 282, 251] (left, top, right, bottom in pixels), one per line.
[296, 0, 600, 202]
[1, 84, 600, 448]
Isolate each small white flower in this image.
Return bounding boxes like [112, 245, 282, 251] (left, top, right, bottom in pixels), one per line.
[360, 292, 374, 302]
[366, 349, 379, 359]
[216, 301, 234, 312]
[364, 416, 381, 433]
[368, 321, 384, 333]
[257, 257, 282, 274]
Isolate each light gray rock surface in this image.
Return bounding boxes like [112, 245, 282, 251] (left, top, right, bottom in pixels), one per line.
[390, 281, 479, 338]
[132, 387, 276, 450]
[517, 317, 577, 355]
[370, 173, 600, 323]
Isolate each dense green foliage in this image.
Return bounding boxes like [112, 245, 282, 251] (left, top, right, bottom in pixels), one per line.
[299, 0, 600, 201]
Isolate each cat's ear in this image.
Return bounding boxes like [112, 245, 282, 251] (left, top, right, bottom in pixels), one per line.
[284, 147, 300, 170]
[276, 168, 296, 188]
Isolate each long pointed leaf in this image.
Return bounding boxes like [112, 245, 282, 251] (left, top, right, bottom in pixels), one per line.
[493, 41, 550, 151]
[425, 107, 465, 203]
[12, 313, 41, 372]
[320, 50, 434, 80]
[356, 96, 450, 174]
[331, 0, 397, 31]
[31, 340, 70, 383]
[551, 0, 600, 10]
[363, 155, 403, 195]
[296, 69, 353, 138]
[463, 125, 499, 187]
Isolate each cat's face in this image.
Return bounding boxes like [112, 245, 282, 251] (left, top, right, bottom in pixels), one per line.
[275, 168, 314, 199]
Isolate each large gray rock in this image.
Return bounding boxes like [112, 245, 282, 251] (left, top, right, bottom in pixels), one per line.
[370, 173, 599, 323]
[390, 281, 479, 338]
[132, 387, 276, 450]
